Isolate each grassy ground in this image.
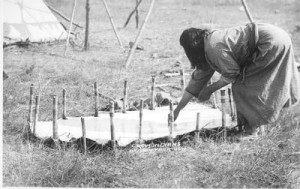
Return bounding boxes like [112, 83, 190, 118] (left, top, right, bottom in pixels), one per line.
[3, 0, 300, 187]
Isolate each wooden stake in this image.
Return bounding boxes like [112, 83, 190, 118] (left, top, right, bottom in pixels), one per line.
[123, 0, 143, 28]
[228, 88, 235, 121]
[64, 0, 77, 56]
[135, 0, 140, 29]
[139, 99, 144, 140]
[81, 117, 87, 154]
[209, 80, 217, 108]
[110, 101, 116, 150]
[28, 84, 34, 131]
[62, 89, 67, 120]
[180, 69, 185, 94]
[84, 0, 90, 50]
[53, 95, 58, 140]
[221, 90, 227, 140]
[125, 0, 156, 69]
[241, 0, 254, 23]
[195, 112, 200, 141]
[102, 0, 123, 47]
[94, 82, 99, 117]
[169, 101, 174, 139]
[122, 80, 127, 113]
[33, 95, 40, 135]
[151, 75, 156, 110]
[196, 112, 200, 131]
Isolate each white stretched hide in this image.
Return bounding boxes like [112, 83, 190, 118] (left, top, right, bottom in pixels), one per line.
[3, 0, 67, 44]
[34, 103, 234, 146]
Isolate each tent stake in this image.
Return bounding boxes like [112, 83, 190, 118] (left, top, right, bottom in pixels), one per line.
[151, 75, 156, 110]
[209, 80, 217, 108]
[33, 95, 40, 135]
[110, 101, 116, 150]
[139, 99, 144, 141]
[81, 117, 87, 154]
[27, 84, 34, 132]
[180, 69, 185, 94]
[125, 0, 156, 69]
[169, 100, 174, 142]
[102, 0, 123, 47]
[53, 95, 58, 140]
[122, 80, 127, 113]
[228, 88, 235, 121]
[64, 0, 77, 56]
[221, 90, 227, 141]
[62, 89, 67, 119]
[195, 112, 200, 141]
[94, 82, 99, 117]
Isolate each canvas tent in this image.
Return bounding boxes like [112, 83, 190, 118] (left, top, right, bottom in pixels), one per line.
[3, 0, 67, 45]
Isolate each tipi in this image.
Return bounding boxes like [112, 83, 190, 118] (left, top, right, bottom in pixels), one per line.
[3, 0, 67, 45]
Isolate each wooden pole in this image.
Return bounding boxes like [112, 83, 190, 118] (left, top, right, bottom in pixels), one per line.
[33, 95, 40, 135]
[46, 4, 83, 28]
[169, 101, 174, 140]
[81, 117, 87, 154]
[28, 84, 34, 131]
[122, 80, 127, 113]
[151, 75, 156, 110]
[220, 90, 227, 140]
[195, 112, 200, 141]
[102, 0, 123, 47]
[135, 0, 140, 29]
[125, 0, 156, 69]
[62, 89, 67, 120]
[180, 69, 185, 94]
[209, 80, 217, 108]
[64, 0, 77, 56]
[227, 88, 235, 121]
[94, 82, 99, 117]
[53, 95, 58, 140]
[110, 101, 116, 150]
[84, 0, 90, 51]
[123, 0, 143, 28]
[241, 0, 254, 23]
[139, 99, 144, 140]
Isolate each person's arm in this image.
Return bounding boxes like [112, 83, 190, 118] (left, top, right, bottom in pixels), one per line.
[174, 69, 214, 121]
[174, 91, 194, 121]
[198, 79, 229, 101]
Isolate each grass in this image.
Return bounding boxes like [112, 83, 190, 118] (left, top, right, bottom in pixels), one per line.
[3, 106, 300, 187]
[3, 0, 300, 187]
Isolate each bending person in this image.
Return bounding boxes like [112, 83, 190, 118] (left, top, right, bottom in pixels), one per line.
[174, 23, 300, 136]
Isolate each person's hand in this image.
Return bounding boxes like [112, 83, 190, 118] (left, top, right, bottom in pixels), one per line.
[198, 87, 212, 102]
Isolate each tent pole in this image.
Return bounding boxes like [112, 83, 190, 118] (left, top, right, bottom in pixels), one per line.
[241, 0, 254, 23]
[84, 0, 90, 51]
[123, 0, 143, 28]
[46, 4, 83, 28]
[102, 0, 123, 47]
[135, 0, 140, 29]
[64, 0, 77, 56]
[125, 0, 156, 69]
